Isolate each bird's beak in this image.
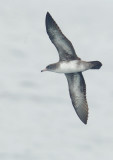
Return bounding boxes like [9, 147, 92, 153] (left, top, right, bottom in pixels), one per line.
[41, 68, 47, 72]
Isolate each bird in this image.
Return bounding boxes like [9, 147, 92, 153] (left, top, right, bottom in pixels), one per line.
[41, 12, 102, 124]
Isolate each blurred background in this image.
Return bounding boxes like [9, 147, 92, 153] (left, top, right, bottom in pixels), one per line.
[0, 0, 113, 159]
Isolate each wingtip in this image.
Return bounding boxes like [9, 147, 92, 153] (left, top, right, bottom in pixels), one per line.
[46, 12, 52, 19]
[45, 12, 55, 30]
[46, 11, 50, 15]
[79, 116, 88, 125]
[83, 119, 88, 125]
[83, 114, 88, 125]
[76, 107, 88, 125]
[77, 114, 88, 125]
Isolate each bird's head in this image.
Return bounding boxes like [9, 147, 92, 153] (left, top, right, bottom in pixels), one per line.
[41, 64, 56, 72]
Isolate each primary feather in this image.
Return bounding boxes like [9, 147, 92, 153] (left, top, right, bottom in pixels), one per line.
[46, 12, 80, 61]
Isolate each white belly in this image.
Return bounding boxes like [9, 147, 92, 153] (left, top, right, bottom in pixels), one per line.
[55, 60, 89, 73]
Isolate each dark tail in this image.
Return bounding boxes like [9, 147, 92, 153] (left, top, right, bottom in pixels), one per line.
[90, 61, 102, 69]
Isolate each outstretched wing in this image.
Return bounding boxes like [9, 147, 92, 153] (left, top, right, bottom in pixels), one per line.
[65, 72, 88, 124]
[46, 12, 80, 61]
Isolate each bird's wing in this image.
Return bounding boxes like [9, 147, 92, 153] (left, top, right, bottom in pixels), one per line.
[65, 72, 88, 124]
[46, 12, 80, 61]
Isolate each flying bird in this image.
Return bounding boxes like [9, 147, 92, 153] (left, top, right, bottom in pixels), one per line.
[41, 12, 102, 124]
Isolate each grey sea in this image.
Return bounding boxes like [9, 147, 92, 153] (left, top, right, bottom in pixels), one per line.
[0, 0, 113, 159]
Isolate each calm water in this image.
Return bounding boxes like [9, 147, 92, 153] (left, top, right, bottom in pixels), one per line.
[0, 0, 113, 159]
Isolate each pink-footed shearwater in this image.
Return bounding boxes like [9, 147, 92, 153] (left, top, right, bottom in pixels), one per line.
[41, 12, 102, 124]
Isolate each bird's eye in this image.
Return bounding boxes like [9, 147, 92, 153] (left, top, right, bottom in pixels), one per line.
[46, 65, 51, 69]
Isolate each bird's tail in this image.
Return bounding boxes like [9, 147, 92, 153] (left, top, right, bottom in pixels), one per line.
[89, 61, 102, 69]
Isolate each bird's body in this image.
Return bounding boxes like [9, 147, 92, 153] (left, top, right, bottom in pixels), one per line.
[41, 12, 102, 124]
[45, 60, 101, 73]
